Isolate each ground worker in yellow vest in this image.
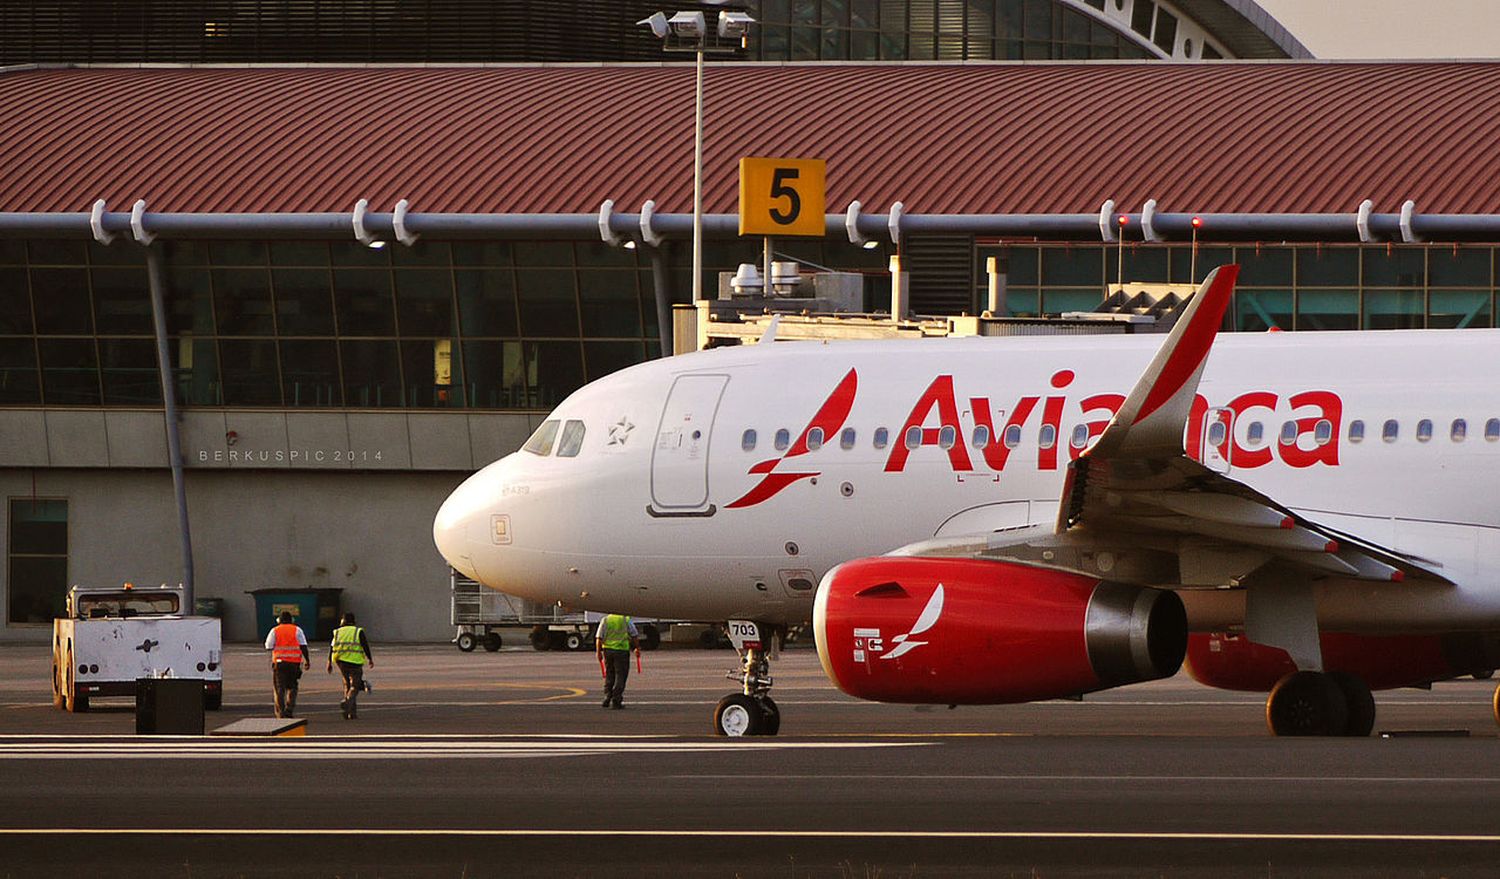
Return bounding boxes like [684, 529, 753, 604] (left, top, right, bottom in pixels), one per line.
[594, 613, 639, 709]
[326, 612, 374, 720]
[263, 610, 310, 718]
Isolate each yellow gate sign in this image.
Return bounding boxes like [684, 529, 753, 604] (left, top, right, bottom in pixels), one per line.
[738, 157, 825, 237]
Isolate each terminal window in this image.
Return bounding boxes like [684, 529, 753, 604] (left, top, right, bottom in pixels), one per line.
[6, 498, 68, 625]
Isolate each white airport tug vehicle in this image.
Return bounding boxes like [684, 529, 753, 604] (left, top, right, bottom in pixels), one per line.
[51, 584, 223, 713]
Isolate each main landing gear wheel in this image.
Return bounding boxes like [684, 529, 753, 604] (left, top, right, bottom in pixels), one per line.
[456, 632, 477, 652]
[1266, 671, 1352, 737]
[482, 632, 503, 652]
[1329, 671, 1375, 737]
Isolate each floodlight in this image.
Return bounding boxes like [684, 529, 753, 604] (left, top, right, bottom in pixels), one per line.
[718, 11, 756, 39]
[637, 12, 669, 39]
[667, 10, 706, 39]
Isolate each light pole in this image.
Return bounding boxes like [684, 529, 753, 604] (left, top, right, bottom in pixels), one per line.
[639, 9, 754, 305]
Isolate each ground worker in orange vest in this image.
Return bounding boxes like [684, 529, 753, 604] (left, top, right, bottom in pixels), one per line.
[264, 610, 310, 718]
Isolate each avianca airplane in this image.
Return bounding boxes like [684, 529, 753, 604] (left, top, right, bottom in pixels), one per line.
[434, 266, 1500, 737]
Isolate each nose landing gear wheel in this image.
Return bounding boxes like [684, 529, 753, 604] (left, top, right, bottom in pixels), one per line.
[714, 694, 763, 737]
[1266, 670, 1350, 737]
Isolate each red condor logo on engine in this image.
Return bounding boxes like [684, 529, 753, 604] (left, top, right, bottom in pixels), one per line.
[726, 368, 1343, 509]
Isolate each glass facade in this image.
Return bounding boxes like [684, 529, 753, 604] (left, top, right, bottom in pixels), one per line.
[983, 243, 1498, 331]
[0, 0, 1178, 66]
[745, 0, 1156, 61]
[5, 238, 1496, 414]
[7, 498, 67, 625]
[0, 239, 663, 410]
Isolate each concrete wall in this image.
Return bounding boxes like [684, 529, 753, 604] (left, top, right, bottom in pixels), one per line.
[0, 467, 469, 643]
[0, 409, 540, 472]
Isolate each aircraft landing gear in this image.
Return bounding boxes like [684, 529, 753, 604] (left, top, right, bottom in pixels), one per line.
[1266, 670, 1374, 737]
[713, 621, 781, 737]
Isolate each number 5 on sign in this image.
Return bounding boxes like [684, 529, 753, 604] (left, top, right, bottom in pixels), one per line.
[738, 157, 826, 237]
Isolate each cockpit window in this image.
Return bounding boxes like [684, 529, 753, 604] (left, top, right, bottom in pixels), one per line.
[556, 420, 586, 457]
[522, 419, 560, 456]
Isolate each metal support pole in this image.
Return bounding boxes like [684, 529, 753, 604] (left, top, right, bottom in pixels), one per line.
[889, 254, 907, 322]
[145, 247, 194, 605]
[762, 237, 773, 299]
[691, 47, 705, 305]
[985, 256, 1005, 316]
[648, 244, 674, 358]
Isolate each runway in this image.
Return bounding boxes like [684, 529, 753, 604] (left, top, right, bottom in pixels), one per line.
[2, 643, 1499, 876]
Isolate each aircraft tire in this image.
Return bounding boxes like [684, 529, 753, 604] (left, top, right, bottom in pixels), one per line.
[456, 632, 477, 652]
[1266, 671, 1347, 737]
[757, 696, 780, 737]
[1329, 672, 1375, 737]
[713, 694, 763, 737]
[483, 632, 503, 652]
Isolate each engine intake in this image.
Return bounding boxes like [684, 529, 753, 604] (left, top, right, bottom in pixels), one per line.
[813, 556, 1186, 704]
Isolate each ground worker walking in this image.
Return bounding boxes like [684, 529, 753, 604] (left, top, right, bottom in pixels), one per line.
[594, 613, 639, 709]
[264, 610, 310, 718]
[327, 612, 374, 719]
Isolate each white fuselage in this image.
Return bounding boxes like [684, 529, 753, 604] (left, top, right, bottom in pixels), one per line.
[433, 329, 1500, 632]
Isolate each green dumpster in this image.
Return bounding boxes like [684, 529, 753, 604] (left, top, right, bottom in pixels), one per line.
[247, 588, 343, 641]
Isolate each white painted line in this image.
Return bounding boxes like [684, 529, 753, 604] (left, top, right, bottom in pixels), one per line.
[0, 828, 1498, 843]
[678, 774, 1500, 784]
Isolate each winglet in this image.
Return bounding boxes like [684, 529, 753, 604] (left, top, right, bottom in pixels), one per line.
[1089, 265, 1239, 458]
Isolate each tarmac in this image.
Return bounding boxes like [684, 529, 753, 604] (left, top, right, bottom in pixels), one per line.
[3, 640, 1500, 877]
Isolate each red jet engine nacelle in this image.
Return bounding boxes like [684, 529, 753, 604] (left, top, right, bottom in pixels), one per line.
[1185, 631, 1500, 692]
[813, 557, 1187, 704]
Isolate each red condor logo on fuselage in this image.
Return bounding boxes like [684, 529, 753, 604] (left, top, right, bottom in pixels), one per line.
[725, 368, 1343, 509]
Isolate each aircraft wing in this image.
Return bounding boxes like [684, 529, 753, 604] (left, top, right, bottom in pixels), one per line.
[895, 265, 1449, 588]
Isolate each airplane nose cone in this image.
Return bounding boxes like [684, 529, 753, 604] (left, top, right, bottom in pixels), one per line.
[433, 470, 492, 581]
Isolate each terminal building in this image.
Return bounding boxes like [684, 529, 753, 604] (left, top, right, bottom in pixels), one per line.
[5, 3, 1498, 642]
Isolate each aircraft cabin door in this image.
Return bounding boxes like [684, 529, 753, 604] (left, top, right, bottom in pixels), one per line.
[1199, 407, 1234, 474]
[650, 374, 729, 514]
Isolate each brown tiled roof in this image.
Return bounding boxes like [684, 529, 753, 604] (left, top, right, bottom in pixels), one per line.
[2, 62, 1499, 216]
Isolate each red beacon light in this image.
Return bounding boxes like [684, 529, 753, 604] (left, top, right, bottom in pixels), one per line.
[1191, 216, 1203, 228]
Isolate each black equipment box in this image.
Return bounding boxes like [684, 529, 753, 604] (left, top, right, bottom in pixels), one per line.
[135, 678, 205, 735]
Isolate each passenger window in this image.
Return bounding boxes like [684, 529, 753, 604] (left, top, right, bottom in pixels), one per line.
[972, 425, 990, 449]
[807, 427, 825, 451]
[938, 425, 956, 450]
[1487, 419, 1500, 441]
[1313, 419, 1332, 446]
[873, 427, 889, 449]
[1279, 421, 1297, 446]
[1348, 420, 1364, 443]
[741, 429, 757, 451]
[774, 428, 790, 451]
[556, 420, 586, 457]
[1070, 424, 1090, 449]
[840, 428, 856, 450]
[1003, 424, 1022, 449]
[1451, 419, 1467, 442]
[1416, 419, 1433, 443]
[522, 419, 560, 456]
[904, 426, 922, 450]
[1382, 419, 1399, 443]
[1247, 421, 1264, 446]
[1207, 420, 1228, 448]
[1038, 424, 1056, 450]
